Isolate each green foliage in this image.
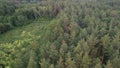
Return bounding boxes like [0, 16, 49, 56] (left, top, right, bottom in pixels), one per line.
[0, 1, 16, 16]
[0, 0, 120, 68]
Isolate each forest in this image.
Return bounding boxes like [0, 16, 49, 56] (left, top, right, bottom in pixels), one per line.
[0, 0, 120, 68]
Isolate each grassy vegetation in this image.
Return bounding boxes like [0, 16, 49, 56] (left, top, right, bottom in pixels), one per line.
[0, 18, 52, 43]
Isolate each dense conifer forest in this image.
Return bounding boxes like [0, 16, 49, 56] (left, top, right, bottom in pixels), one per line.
[0, 0, 120, 68]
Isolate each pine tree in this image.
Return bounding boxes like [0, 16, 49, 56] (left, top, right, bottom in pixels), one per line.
[110, 57, 120, 68]
[59, 40, 68, 57]
[94, 58, 102, 68]
[82, 52, 91, 68]
[40, 58, 49, 68]
[94, 63, 102, 68]
[14, 54, 25, 68]
[49, 64, 54, 68]
[105, 61, 113, 68]
[65, 52, 76, 68]
[27, 50, 38, 68]
[56, 57, 64, 68]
